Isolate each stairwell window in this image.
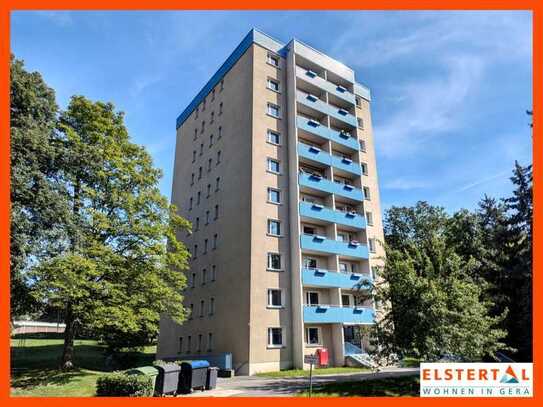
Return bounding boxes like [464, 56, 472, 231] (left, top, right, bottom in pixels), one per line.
[192, 150, 196, 162]
[220, 79, 224, 92]
[355, 96, 362, 108]
[267, 103, 280, 118]
[189, 197, 193, 211]
[267, 327, 284, 348]
[267, 158, 280, 174]
[189, 305, 194, 320]
[209, 297, 215, 315]
[267, 78, 280, 92]
[198, 167, 202, 179]
[359, 139, 366, 152]
[209, 134, 214, 147]
[208, 159, 212, 172]
[211, 265, 216, 281]
[207, 333, 213, 352]
[371, 266, 379, 280]
[267, 129, 281, 145]
[195, 217, 200, 231]
[203, 239, 208, 254]
[191, 272, 196, 288]
[212, 234, 218, 250]
[210, 111, 214, 124]
[194, 129, 198, 140]
[193, 245, 198, 259]
[369, 238, 376, 253]
[361, 162, 368, 175]
[305, 327, 321, 346]
[202, 268, 207, 285]
[200, 300, 205, 318]
[267, 289, 283, 308]
[191, 173, 195, 186]
[206, 184, 211, 198]
[216, 151, 221, 165]
[218, 126, 222, 139]
[205, 210, 210, 224]
[267, 253, 282, 271]
[363, 186, 371, 200]
[267, 219, 281, 236]
[357, 117, 364, 129]
[267, 53, 279, 67]
[200, 143, 204, 156]
[366, 211, 374, 226]
[197, 191, 201, 205]
[215, 177, 220, 191]
[267, 187, 281, 204]
[214, 205, 219, 220]
[219, 102, 223, 115]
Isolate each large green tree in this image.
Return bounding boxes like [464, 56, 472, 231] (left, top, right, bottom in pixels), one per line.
[31, 96, 190, 368]
[10, 56, 68, 318]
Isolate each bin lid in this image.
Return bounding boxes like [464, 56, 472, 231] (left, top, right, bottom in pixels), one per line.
[125, 366, 159, 375]
[156, 363, 181, 373]
[182, 360, 210, 368]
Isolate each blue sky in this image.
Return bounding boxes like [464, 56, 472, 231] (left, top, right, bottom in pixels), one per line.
[11, 11, 533, 213]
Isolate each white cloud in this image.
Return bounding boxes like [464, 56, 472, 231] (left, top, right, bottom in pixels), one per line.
[34, 11, 73, 26]
[453, 170, 511, 193]
[383, 177, 431, 190]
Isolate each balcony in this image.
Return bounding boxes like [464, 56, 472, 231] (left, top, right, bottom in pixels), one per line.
[299, 172, 364, 201]
[302, 267, 372, 289]
[296, 66, 356, 105]
[303, 305, 374, 324]
[299, 201, 365, 229]
[300, 234, 369, 259]
[296, 91, 357, 128]
[298, 143, 361, 176]
[297, 116, 359, 151]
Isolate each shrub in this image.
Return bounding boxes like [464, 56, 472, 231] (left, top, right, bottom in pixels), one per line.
[96, 372, 153, 397]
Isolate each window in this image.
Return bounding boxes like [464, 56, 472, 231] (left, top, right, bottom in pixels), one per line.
[267, 78, 280, 92]
[201, 121, 205, 133]
[195, 217, 200, 231]
[306, 327, 321, 345]
[214, 205, 219, 220]
[202, 268, 207, 285]
[202, 98, 206, 111]
[193, 245, 198, 259]
[219, 102, 223, 115]
[212, 234, 218, 249]
[191, 272, 196, 288]
[369, 238, 376, 253]
[216, 150, 221, 165]
[210, 111, 214, 123]
[189, 304, 194, 320]
[267, 129, 281, 145]
[355, 96, 362, 108]
[267, 187, 281, 204]
[359, 139, 366, 152]
[187, 335, 191, 353]
[303, 257, 317, 269]
[197, 191, 201, 204]
[366, 211, 374, 226]
[203, 239, 208, 254]
[267, 158, 280, 174]
[215, 177, 220, 191]
[218, 126, 222, 139]
[303, 226, 315, 235]
[206, 184, 211, 197]
[357, 117, 364, 129]
[361, 162, 368, 175]
[198, 166, 202, 179]
[305, 291, 319, 306]
[267, 289, 283, 308]
[208, 158, 212, 172]
[267, 327, 283, 347]
[178, 337, 183, 354]
[211, 88, 215, 101]
[363, 186, 371, 200]
[189, 197, 193, 210]
[267, 253, 282, 271]
[207, 333, 213, 352]
[195, 107, 199, 119]
[342, 294, 352, 307]
[192, 150, 196, 162]
[191, 173, 195, 186]
[200, 300, 205, 318]
[205, 210, 210, 224]
[371, 266, 379, 280]
[194, 128, 197, 140]
[211, 265, 216, 281]
[220, 79, 224, 91]
[267, 219, 281, 236]
[209, 134, 214, 147]
[267, 103, 280, 118]
[197, 334, 202, 352]
[339, 262, 348, 273]
[267, 53, 279, 67]
[209, 297, 215, 315]
[200, 143, 204, 155]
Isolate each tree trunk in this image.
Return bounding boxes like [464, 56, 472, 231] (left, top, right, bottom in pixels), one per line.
[61, 303, 77, 370]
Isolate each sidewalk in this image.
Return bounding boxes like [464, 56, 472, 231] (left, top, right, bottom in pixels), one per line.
[183, 367, 420, 397]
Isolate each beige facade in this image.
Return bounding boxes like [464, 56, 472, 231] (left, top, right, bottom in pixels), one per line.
[158, 29, 385, 375]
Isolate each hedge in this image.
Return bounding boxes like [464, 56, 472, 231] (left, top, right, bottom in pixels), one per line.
[96, 372, 154, 397]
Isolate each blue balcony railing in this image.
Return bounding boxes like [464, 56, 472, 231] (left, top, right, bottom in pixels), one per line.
[302, 267, 372, 289]
[298, 143, 361, 176]
[296, 91, 357, 128]
[299, 201, 365, 228]
[296, 66, 356, 105]
[300, 234, 369, 259]
[297, 116, 359, 151]
[303, 305, 374, 324]
[298, 172, 364, 201]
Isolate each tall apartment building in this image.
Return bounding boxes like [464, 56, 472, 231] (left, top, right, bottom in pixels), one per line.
[157, 29, 385, 375]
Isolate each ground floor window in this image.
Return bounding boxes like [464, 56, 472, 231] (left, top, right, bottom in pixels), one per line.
[305, 327, 321, 345]
[267, 327, 284, 347]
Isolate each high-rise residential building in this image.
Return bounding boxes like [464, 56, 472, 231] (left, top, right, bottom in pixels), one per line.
[157, 29, 385, 375]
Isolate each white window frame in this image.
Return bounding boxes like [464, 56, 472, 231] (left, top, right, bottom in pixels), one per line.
[267, 157, 281, 174]
[267, 187, 281, 204]
[267, 327, 284, 348]
[267, 78, 280, 92]
[305, 327, 322, 346]
[305, 291, 320, 306]
[267, 252, 282, 271]
[267, 219, 282, 237]
[369, 238, 376, 253]
[363, 186, 371, 200]
[361, 162, 368, 175]
[342, 293, 354, 307]
[266, 129, 281, 145]
[266, 103, 281, 118]
[303, 257, 317, 269]
[357, 117, 364, 129]
[267, 53, 280, 67]
[366, 211, 374, 226]
[267, 289, 284, 309]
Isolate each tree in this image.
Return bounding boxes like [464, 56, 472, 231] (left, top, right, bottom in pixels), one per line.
[9, 56, 68, 318]
[372, 237, 508, 363]
[30, 96, 190, 369]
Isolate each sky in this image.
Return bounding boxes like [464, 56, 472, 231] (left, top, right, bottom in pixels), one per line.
[11, 11, 533, 214]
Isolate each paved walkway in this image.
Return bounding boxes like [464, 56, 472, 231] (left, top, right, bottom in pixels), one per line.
[182, 367, 419, 397]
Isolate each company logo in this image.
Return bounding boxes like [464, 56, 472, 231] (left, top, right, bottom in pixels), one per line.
[420, 363, 533, 397]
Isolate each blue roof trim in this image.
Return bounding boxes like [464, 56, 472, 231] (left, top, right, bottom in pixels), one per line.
[176, 29, 286, 129]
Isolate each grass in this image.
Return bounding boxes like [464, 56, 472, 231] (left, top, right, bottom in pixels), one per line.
[401, 357, 421, 367]
[298, 375, 420, 397]
[11, 334, 156, 397]
[256, 366, 371, 378]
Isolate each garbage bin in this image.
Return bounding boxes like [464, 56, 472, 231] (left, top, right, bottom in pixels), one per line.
[206, 367, 219, 390]
[316, 348, 329, 367]
[155, 363, 181, 396]
[125, 366, 159, 395]
[178, 360, 210, 393]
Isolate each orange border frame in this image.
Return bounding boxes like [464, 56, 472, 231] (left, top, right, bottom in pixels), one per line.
[0, 1, 540, 405]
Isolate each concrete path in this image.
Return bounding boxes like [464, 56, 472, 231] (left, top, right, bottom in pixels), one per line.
[182, 367, 419, 397]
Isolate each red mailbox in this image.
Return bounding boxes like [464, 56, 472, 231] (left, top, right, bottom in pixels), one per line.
[316, 348, 329, 367]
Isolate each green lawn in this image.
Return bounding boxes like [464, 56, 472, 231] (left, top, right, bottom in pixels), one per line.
[298, 375, 420, 397]
[256, 366, 371, 378]
[11, 334, 156, 397]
